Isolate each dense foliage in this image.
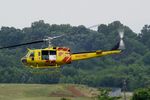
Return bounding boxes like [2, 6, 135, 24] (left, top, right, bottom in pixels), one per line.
[132, 88, 150, 100]
[0, 20, 150, 91]
[97, 88, 121, 100]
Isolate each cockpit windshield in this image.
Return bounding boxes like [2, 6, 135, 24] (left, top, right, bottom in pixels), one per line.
[25, 51, 34, 57]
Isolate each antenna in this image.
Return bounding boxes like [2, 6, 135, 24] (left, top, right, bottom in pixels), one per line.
[123, 79, 127, 100]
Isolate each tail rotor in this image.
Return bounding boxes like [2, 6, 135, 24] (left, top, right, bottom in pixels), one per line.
[111, 30, 125, 50]
[118, 30, 125, 50]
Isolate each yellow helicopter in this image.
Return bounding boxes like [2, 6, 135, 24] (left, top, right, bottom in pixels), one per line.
[0, 31, 125, 68]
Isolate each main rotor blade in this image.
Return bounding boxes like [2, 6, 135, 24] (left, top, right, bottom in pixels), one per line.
[0, 40, 44, 49]
[87, 24, 100, 29]
[43, 34, 64, 41]
[50, 34, 64, 39]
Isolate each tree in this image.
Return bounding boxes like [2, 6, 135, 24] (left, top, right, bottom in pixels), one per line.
[97, 88, 121, 100]
[132, 88, 150, 100]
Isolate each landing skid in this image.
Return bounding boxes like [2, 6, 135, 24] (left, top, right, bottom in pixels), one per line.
[30, 65, 61, 68]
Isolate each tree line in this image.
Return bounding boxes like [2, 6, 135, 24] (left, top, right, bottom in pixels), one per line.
[0, 20, 150, 91]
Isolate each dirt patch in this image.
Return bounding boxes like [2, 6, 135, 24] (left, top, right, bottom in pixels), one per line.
[49, 85, 85, 97]
[50, 91, 74, 97]
[67, 85, 85, 97]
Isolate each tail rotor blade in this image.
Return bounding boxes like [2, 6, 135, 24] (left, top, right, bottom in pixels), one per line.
[118, 30, 125, 50]
[119, 31, 124, 39]
[111, 30, 125, 50]
[119, 39, 125, 50]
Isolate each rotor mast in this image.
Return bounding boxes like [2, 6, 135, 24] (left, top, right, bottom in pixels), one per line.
[43, 35, 64, 47]
[43, 37, 53, 47]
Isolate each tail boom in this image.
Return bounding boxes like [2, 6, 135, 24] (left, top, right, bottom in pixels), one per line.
[71, 50, 121, 61]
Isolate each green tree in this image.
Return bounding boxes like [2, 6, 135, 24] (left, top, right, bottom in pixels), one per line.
[132, 88, 150, 100]
[97, 88, 121, 100]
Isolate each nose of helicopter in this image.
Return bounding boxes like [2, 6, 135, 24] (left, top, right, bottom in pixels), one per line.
[21, 58, 27, 64]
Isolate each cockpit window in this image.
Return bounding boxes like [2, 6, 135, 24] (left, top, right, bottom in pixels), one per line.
[29, 52, 34, 61]
[30, 52, 34, 57]
[25, 51, 34, 60]
[25, 51, 31, 57]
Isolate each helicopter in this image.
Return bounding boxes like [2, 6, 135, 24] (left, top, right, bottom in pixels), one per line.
[0, 31, 125, 68]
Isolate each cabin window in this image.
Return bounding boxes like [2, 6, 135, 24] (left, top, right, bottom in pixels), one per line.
[38, 52, 40, 56]
[50, 51, 56, 55]
[42, 51, 49, 60]
[42, 50, 56, 60]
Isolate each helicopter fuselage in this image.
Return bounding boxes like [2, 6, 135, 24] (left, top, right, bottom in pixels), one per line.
[21, 47, 72, 68]
[21, 47, 122, 68]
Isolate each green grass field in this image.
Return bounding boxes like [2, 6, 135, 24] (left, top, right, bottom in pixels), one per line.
[0, 84, 98, 100]
[0, 84, 133, 100]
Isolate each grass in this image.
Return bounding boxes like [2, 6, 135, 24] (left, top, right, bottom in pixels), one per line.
[0, 84, 97, 100]
[0, 84, 132, 100]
